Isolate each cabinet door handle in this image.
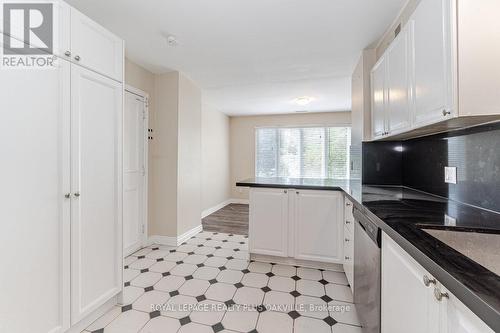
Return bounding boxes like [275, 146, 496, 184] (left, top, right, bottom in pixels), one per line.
[64, 193, 71, 199]
[74, 55, 81, 61]
[345, 256, 351, 260]
[442, 109, 451, 116]
[73, 192, 80, 198]
[345, 238, 350, 242]
[296, 191, 299, 194]
[434, 288, 449, 301]
[284, 190, 288, 194]
[345, 220, 351, 224]
[346, 202, 351, 206]
[64, 51, 71, 57]
[423, 275, 436, 287]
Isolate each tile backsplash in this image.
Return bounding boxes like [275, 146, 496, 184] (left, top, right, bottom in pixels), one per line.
[362, 122, 500, 213]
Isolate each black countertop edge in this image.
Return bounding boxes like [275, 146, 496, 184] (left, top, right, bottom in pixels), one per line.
[351, 201, 500, 333]
[236, 178, 500, 332]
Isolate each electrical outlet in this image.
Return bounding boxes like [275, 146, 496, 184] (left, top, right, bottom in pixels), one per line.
[444, 166, 457, 184]
[444, 214, 456, 227]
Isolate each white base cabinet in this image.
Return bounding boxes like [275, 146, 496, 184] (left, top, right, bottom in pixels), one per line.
[249, 188, 344, 264]
[343, 199, 355, 292]
[249, 188, 289, 257]
[381, 233, 494, 333]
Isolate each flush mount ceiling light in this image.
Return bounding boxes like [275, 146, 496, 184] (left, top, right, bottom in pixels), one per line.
[294, 96, 313, 106]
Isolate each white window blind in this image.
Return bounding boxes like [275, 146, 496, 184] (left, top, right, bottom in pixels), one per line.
[256, 126, 351, 179]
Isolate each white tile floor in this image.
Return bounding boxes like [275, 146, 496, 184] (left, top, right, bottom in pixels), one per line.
[83, 231, 362, 333]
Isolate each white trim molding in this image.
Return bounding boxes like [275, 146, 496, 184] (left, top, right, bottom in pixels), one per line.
[201, 198, 249, 219]
[148, 225, 203, 247]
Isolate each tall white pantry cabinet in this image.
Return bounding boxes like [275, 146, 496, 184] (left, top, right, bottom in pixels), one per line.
[0, 3, 124, 333]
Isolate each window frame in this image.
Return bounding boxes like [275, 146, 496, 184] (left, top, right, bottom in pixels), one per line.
[254, 124, 351, 179]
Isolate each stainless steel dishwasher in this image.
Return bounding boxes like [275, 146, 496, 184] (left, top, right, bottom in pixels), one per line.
[353, 207, 381, 333]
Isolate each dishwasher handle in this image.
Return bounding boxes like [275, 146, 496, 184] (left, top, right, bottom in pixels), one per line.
[354, 207, 381, 248]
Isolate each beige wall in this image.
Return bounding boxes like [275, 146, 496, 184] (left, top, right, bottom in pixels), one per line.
[201, 104, 231, 212]
[151, 71, 180, 237]
[177, 74, 202, 235]
[229, 112, 351, 200]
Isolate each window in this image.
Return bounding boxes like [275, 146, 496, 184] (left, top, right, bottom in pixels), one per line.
[256, 126, 351, 179]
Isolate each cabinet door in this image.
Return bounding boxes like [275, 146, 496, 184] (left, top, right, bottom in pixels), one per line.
[371, 57, 388, 139]
[249, 188, 288, 257]
[294, 190, 343, 263]
[381, 233, 440, 333]
[0, 55, 71, 332]
[439, 286, 494, 333]
[412, 0, 455, 126]
[71, 66, 123, 323]
[70, 7, 123, 82]
[387, 23, 412, 134]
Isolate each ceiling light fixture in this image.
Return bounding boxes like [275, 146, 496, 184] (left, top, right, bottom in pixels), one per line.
[294, 96, 313, 106]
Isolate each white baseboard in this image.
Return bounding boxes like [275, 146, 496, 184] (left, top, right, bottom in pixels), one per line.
[201, 198, 249, 218]
[149, 224, 203, 247]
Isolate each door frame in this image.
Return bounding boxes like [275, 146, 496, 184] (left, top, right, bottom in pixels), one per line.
[124, 84, 149, 256]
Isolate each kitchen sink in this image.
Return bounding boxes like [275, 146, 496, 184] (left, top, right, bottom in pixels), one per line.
[422, 228, 500, 276]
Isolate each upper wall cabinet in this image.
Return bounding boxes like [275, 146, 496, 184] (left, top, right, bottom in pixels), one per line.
[371, 23, 412, 140]
[412, 0, 454, 127]
[70, 8, 124, 82]
[370, 0, 500, 140]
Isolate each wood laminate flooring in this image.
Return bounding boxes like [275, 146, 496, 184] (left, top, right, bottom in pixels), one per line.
[202, 203, 249, 235]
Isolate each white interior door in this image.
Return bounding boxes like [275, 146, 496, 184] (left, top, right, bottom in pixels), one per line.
[0, 56, 71, 332]
[123, 90, 147, 256]
[70, 65, 123, 323]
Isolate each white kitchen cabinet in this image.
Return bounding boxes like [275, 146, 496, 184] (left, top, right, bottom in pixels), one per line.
[293, 190, 344, 263]
[381, 232, 440, 333]
[0, 55, 71, 333]
[70, 66, 123, 323]
[386, 22, 412, 134]
[371, 23, 413, 139]
[0, 2, 123, 330]
[382, 233, 494, 333]
[440, 285, 494, 333]
[412, 0, 455, 127]
[343, 199, 355, 291]
[370, 0, 500, 140]
[70, 7, 124, 82]
[370, 56, 387, 139]
[249, 188, 289, 257]
[249, 188, 345, 265]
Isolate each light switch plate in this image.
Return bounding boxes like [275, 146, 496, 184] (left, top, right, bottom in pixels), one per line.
[444, 166, 457, 184]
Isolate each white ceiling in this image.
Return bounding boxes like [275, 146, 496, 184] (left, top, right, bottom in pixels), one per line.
[66, 0, 406, 116]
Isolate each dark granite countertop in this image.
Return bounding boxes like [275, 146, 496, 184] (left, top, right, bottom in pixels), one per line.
[236, 178, 500, 331]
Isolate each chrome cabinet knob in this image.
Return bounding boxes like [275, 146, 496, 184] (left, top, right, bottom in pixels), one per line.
[423, 275, 437, 287]
[434, 288, 449, 301]
[64, 50, 71, 57]
[346, 202, 351, 206]
[442, 109, 451, 116]
[346, 220, 351, 224]
[345, 256, 351, 260]
[345, 238, 350, 242]
[64, 193, 71, 198]
[284, 190, 288, 194]
[74, 192, 80, 197]
[74, 55, 81, 61]
[296, 191, 300, 194]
